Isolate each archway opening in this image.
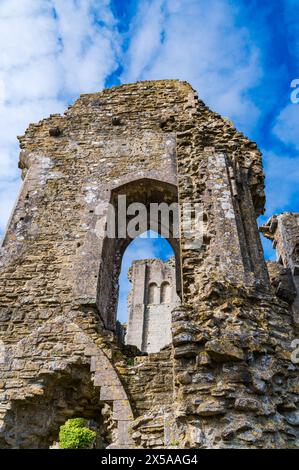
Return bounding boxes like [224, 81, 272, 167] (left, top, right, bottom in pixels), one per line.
[96, 178, 182, 337]
[116, 230, 180, 352]
[161, 281, 171, 304]
[0, 365, 115, 449]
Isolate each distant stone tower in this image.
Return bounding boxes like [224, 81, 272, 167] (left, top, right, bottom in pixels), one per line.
[126, 258, 180, 353]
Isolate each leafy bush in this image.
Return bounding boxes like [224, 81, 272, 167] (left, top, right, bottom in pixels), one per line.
[59, 418, 96, 449]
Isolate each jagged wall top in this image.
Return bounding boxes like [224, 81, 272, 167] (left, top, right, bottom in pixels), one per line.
[17, 79, 265, 215]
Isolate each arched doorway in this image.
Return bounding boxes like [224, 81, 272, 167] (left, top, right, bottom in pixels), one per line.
[0, 364, 115, 449]
[0, 318, 134, 449]
[160, 281, 171, 303]
[116, 231, 180, 352]
[96, 178, 182, 333]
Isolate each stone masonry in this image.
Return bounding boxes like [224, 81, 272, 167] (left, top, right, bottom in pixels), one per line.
[126, 257, 180, 353]
[0, 80, 298, 448]
[261, 213, 299, 326]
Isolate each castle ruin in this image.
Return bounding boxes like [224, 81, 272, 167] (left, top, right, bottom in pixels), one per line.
[0, 80, 298, 448]
[126, 258, 180, 353]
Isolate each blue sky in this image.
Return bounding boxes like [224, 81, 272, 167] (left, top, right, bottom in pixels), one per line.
[0, 0, 298, 322]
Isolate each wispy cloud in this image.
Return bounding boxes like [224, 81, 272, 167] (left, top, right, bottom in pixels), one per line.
[0, 0, 120, 232]
[122, 0, 262, 131]
[272, 103, 299, 151]
[0, 179, 21, 232]
[263, 150, 299, 215]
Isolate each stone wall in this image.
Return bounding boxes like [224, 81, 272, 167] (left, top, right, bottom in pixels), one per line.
[0, 80, 298, 448]
[117, 347, 174, 448]
[261, 213, 299, 325]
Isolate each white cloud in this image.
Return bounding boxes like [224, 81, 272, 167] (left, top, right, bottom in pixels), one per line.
[263, 150, 299, 216]
[121, 0, 166, 81]
[122, 0, 262, 131]
[272, 103, 299, 150]
[0, 179, 21, 234]
[53, 0, 120, 95]
[0, 0, 120, 234]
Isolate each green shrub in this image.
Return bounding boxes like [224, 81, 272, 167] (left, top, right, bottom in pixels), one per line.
[59, 418, 96, 449]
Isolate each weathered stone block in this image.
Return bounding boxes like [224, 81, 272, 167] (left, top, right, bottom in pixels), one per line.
[177, 371, 192, 385]
[195, 399, 226, 416]
[116, 420, 133, 445]
[174, 344, 198, 358]
[235, 397, 261, 412]
[113, 400, 134, 421]
[93, 370, 120, 387]
[205, 339, 244, 362]
[100, 385, 128, 401]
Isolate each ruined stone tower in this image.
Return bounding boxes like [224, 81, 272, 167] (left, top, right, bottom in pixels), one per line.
[261, 213, 299, 326]
[126, 258, 180, 353]
[0, 80, 298, 449]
